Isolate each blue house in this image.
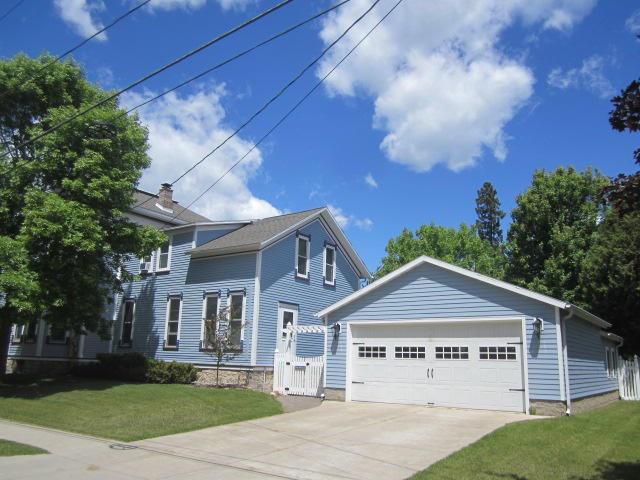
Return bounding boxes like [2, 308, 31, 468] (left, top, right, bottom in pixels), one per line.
[316, 255, 623, 415]
[7, 185, 371, 387]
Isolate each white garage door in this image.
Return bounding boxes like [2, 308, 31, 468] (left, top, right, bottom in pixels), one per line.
[350, 322, 526, 412]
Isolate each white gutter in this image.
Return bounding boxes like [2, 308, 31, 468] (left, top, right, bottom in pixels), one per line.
[561, 309, 574, 416]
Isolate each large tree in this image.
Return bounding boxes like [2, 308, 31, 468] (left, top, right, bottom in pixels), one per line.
[475, 181, 505, 247]
[375, 223, 505, 280]
[505, 167, 609, 303]
[0, 54, 164, 372]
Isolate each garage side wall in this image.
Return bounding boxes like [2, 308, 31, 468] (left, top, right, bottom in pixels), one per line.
[566, 317, 618, 399]
[325, 263, 562, 401]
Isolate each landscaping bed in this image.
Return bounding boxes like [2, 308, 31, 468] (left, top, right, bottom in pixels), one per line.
[0, 375, 283, 441]
[0, 439, 47, 456]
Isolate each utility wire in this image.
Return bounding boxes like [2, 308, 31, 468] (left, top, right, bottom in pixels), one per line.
[0, 0, 25, 24]
[0, 0, 295, 163]
[130, 0, 375, 213]
[123, 0, 353, 119]
[0, 0, 151, 102]
[170, 0, 406, 223]
[170, 0, 382, 186]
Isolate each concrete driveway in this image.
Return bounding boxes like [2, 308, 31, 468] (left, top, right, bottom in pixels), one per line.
[0, 401, 532, 480]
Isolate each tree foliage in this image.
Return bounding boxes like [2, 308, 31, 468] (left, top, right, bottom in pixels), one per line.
[580, 211, 640, 356]
[505, 167, 609, 303]
[375, 223, 505, 280]
[604, 79, 640, 214]
[475, 181, 505, 247]
[0, 55, 165, 354]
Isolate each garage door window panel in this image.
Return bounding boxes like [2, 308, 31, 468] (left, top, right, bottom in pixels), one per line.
[479, 346, 516, 360]
[435, 346, 468, 360]
[358, 346, 386, 358]
[395, 346, 426, 359]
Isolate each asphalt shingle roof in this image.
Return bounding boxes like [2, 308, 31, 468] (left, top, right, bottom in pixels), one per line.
[132, 190, 211, 225]
[190, 207, 326, 255]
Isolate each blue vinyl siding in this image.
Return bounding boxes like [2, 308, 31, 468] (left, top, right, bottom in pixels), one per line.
[566, 317, 618, 399]
[325, 262, 562, 401]
[113, 231, 257, 365]
[257, 219, 360, 365]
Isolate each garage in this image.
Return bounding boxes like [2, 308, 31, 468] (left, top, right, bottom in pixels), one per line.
[349, 321, 526, 412]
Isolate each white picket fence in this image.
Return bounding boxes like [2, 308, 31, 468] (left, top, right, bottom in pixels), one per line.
[619, 355, 640, 401]
[273, 351, 324, 397]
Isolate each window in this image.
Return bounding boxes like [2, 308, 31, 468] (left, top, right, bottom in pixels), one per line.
[156, 240, 171, 271]
[295, 235, 310, 278]
[12, 320, 38, 344]
[358, 346, 386, 358]
[120, 299, 135, 346]
[201, 294, 219, 349]
[323, 245, 336, 285]
[165, 297, 181, 349]
[139, 254, 153, 273]
[605, 347, 618, 378]
[479, 346, 516, 360]
[47, 324, 68, 344]
[435, 346, 468, 360]
[395, 346, 426, 359]
[228, 293, 244, 348]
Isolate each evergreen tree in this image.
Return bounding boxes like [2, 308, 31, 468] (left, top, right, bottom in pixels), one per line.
[475, 182, 505, 247]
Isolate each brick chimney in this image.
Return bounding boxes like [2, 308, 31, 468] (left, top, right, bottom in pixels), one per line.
[158, 183, 174, 209]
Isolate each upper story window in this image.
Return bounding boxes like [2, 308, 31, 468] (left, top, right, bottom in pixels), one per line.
[140, 254, 153, 274]
[201, 294, 219, 349]
[228, 293, 245, 349]
[156, 240, 171, 272]
[324, 245, 336, 285]
[165, 296, 182, 349]
[120, 299, 135, 347]
[295, 235, 310, 279]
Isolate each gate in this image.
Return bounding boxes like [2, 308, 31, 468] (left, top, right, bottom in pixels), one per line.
[619, 355, 640, 401]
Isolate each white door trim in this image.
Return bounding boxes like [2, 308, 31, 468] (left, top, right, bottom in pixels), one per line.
[520, 317, 531, 415]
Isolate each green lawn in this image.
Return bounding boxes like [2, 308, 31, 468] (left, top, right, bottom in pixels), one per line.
[0, 439, 47, 456]
[0, 376, 283, 441]
[413, 401, 640, 480]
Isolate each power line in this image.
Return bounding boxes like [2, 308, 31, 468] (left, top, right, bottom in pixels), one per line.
[170, 0, 406, 223]
[0, 0, 295, 164]
[0, 0, 25, 24]
[0, 0, 152, 102]
[169, 0, 382, 187]
[123, 0, 353, 119]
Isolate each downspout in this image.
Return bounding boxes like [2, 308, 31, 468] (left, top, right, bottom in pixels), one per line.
[561, 308, 574, 416]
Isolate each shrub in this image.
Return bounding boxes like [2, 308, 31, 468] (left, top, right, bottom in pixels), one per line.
[145, 360, 198, 384]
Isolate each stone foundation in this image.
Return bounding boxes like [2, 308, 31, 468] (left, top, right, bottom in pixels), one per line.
[530, 400, 566, 416]
[571, 390, 619, 414]
[5, 357, 88, 376]
[323, 387, 345, 401]
[195, 367, 274, 393]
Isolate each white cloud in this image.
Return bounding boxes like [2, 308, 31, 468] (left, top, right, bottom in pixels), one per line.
[145, 0, 253, 11]
[547, 55, 614, 98]
[122, 84, 280, 221]
[54, 0, 107, 41]
[626, 10, 640, 35]
[328, 205, 373, 231]
[364, 173, 378, 188]
[317, 0, 597, 173]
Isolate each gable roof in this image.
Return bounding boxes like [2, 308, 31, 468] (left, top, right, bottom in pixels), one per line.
[316, 255, 610, 329]
[188, 207, 371, 279]
[131, 189, 212, 225]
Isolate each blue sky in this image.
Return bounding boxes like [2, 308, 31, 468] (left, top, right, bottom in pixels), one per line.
[1, 0, 639, 272]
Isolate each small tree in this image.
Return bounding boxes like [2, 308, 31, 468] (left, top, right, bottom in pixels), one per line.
[475, 181, 505, 247]
[203, 307, 244, 386]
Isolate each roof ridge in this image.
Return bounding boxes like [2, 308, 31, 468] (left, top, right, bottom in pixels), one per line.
[253, 206, 326, 223]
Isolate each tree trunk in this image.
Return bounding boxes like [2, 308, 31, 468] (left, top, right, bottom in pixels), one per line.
[0, 322, 12, 376]
[216, 356, 221, 386]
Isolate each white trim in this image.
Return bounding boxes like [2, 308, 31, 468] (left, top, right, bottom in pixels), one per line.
[323, 314, 329, 389]
[345, 316, 526, 326]
[156, 236, 172, 272]
[200, 292, 221, 342]
[164, 295, 182, 349]
[162, 221, 251, 233]
[139, 252, 154, 274]
[600, 331, 624, 343]
[316, 255, 610, 329]
[130, 206, 189, 225]
[251, 251, 262, 365]
[555, 307, 567, 401]
[119, 298, 136, 346]
[521, 317, 531, 415]
[295, 234, 310, 279]
[323, 244, 336, 286]
[346, 321, 353, 402]
[108, 292, 119, 353]
[561, 313, 572, 414]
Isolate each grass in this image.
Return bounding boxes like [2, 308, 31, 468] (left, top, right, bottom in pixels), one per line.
[412, 401, 640, 480]
[0, 376, 283, 442]
[0, 439, 47, 456]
